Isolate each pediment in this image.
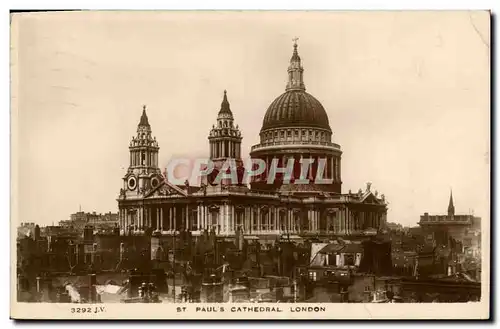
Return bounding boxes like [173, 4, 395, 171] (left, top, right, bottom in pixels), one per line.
[144, 180, 187, 198]
[360, 192, 381, 204]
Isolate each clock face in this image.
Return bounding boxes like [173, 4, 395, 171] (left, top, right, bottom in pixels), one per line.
[127, 176, 137, 190]
[151, 177, 159, 189]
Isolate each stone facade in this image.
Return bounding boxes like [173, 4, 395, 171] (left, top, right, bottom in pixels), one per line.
[117, 42, 388, 245]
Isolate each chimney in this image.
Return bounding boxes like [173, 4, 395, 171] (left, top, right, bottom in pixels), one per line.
[77, 244, 85, 265]
[88, 274, 97, 303]
[120, 243, 125, 261]
[91, 243, 98, 264]
[34, 225, 40, 241]
[36, 276, 42, 293]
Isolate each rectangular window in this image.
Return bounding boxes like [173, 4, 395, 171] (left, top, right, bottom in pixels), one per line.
[345, 254, 355, 266]
[308, 271, 317, 281]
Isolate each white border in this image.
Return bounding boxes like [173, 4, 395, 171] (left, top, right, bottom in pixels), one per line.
[3, 0, 498, 327]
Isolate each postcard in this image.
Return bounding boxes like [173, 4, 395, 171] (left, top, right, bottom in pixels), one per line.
[10, 10, 490, 320]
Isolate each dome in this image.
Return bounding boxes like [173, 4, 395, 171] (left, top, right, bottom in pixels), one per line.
[261, 90, 331, 132]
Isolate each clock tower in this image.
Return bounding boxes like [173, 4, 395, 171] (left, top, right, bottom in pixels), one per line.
[122, 106, 163, 197]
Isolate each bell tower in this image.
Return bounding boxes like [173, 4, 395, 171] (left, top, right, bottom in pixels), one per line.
[123, 106, 163, 196]
[206, 91, 244, 185]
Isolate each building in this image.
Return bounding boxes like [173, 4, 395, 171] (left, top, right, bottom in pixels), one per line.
[117, 41, 388, 247]
[386, 222, 403, 232]
[59, 210, 119, 232]
[17, 222, 37, 239]
[418, 191, 481, 247]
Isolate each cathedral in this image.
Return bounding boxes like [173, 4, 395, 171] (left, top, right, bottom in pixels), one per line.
[117, 41, 388, 246]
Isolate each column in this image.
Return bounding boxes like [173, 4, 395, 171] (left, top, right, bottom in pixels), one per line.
[330, 157, 334, 180]
[160, 207, 163, 231]
[136, 208, 140, 230]
[338, 158, 341, 181]
[169, 207, 173, 231]
[173, 206, 177, 231]
[273, 207, 276, 233]
[342, 208, 346, 234]
[311, 210, 315, 232]
[226, 204, 230, 234]
[339, 208, 344, 234]
[134, 209, 138, 231]
[231, 205, 235, 234]
[250, 207, 254, 234]
[257, 207, 261, 233]
[347, 209, 351, 234]
[207, 206, 211, 231]
[307, 209, 311, 232]
[198, 206, 202, 231]
[345, 209, 348, 234]
[155, 208, 159, 231]
[266, 157, 269, 177]
[244, 207, 248, 233]
[313, 211, 316, 232]
[223, 204, 227, 234]
[205, 206, 209, 230]
[313, 210, 318, 233]
[314, 210, 320, 232]
[185, 205, 189, 230]
[196, 205, 201, 231]
[219, 206, 224, 233]
[314, 211, 317, 232]
[203, 205, 207, 230]
[179, 207, 183, 230]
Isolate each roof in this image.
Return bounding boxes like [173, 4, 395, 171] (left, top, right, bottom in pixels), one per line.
[261, 90, 331, 131]
[138, 108, 150, 127]
[218, 90, 233, 117]
[317, 242, 363, 254]
[318, 243, 345, 254]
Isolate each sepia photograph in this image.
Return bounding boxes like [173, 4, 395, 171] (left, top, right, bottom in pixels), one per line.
[10, 10, 490, 320]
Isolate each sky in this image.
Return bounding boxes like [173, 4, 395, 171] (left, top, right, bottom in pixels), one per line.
[12, 11, 490, 227]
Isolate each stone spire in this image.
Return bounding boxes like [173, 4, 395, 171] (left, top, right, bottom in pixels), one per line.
[448, 189, 455, 217]
[286, 37, 306, 92]
[138, 105, 150, 127]
[218, 90, 233, 117]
